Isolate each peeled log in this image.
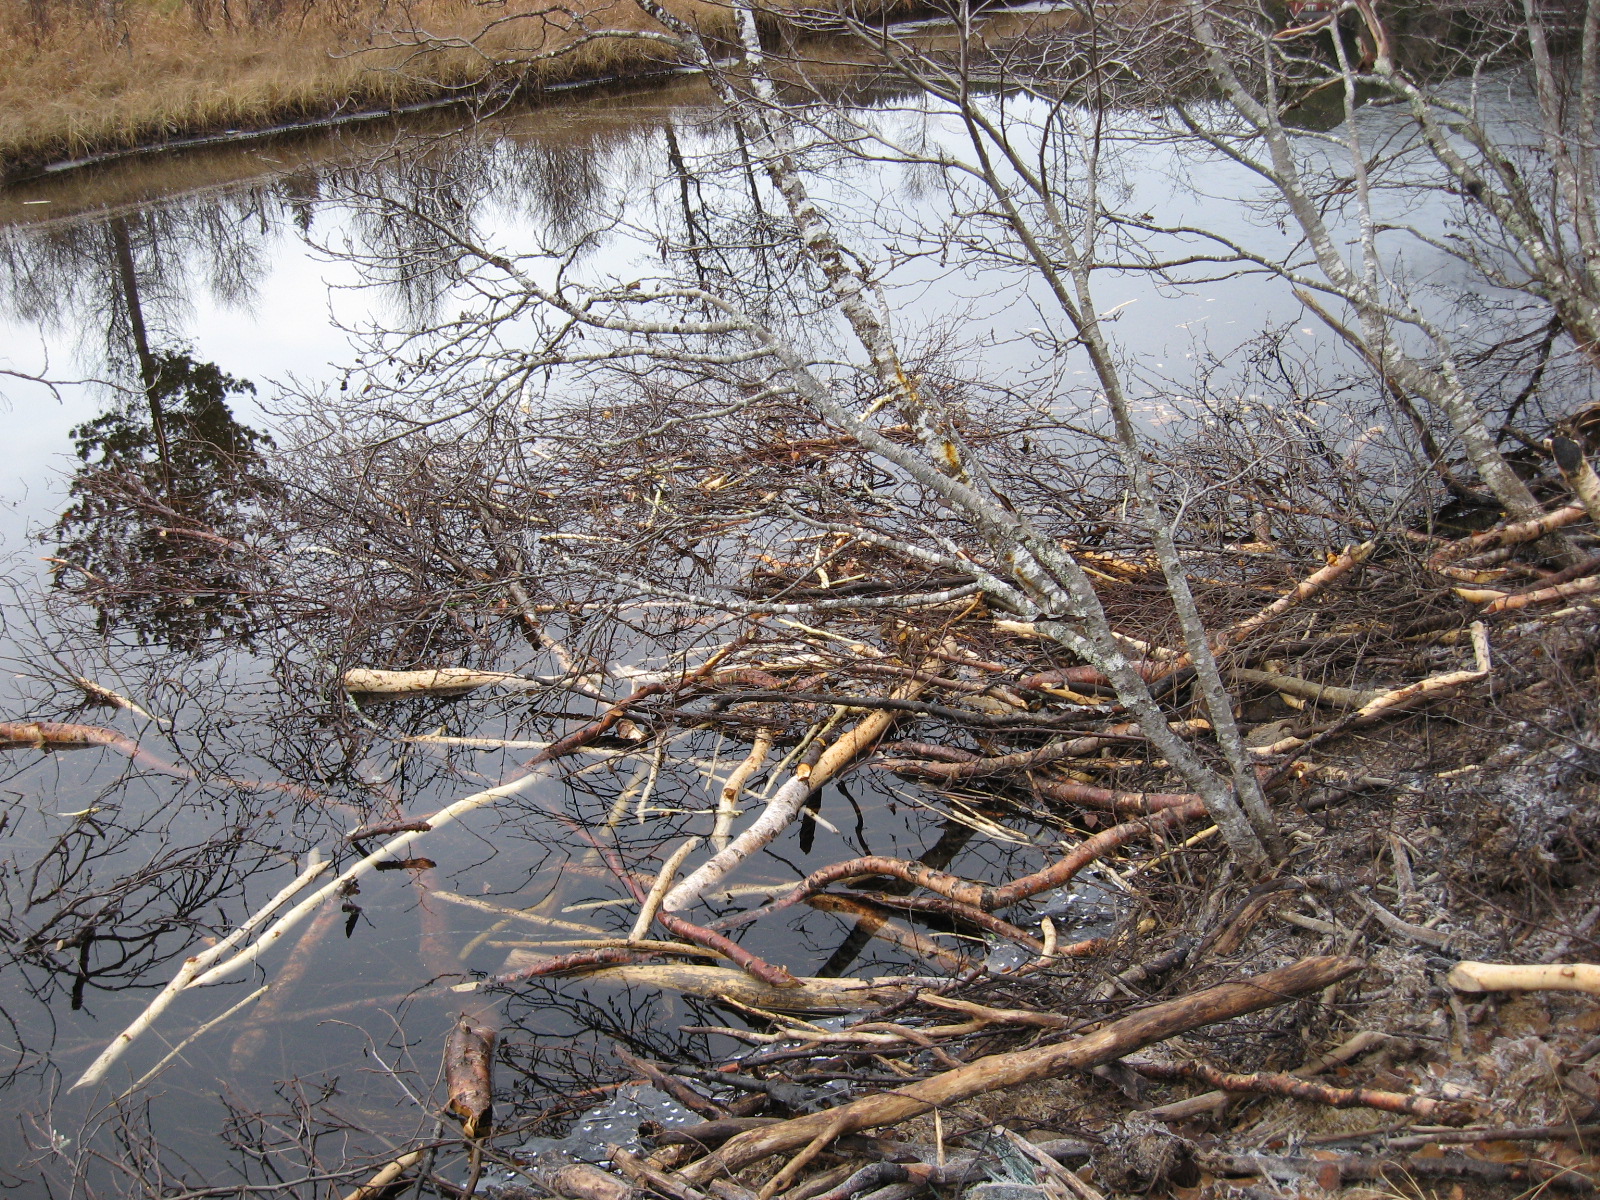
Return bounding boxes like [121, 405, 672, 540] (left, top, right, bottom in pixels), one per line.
[498, 955, 925, 1011]
[342, 667, 527, 696]
[681, 955, 1363, 1182]
[444, 1018, 497, 1138]
[1550, 436, 1600, 526]
[1447, 961, 1600, 996]
[549, 1164, 631, 1200]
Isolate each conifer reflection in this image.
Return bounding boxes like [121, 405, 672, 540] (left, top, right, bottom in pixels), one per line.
[53, 349, 278, 650]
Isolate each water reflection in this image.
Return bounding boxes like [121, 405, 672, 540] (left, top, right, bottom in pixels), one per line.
[54, 349, 277, 649]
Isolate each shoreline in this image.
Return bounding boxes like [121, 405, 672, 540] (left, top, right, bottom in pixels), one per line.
[0, 0, 932, 184]
[6, 64, 701, 186]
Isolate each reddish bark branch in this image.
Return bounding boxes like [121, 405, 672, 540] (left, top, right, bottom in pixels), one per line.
[490, 946, 648, 985]
[729, 799, 1205, 920]
[1130, 1059, 1470, 1123]
[655, 911, 799, 988]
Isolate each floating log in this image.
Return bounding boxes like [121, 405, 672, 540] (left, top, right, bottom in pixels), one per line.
[444, 1017, 496, 1138]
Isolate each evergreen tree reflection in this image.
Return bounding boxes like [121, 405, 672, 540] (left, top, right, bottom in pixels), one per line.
[53, 350, 279, 651]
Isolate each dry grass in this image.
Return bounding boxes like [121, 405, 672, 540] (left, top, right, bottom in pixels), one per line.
[0, 0, 910, 176]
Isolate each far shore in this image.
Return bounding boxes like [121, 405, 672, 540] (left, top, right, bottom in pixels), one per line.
[0, 0, 922, 182]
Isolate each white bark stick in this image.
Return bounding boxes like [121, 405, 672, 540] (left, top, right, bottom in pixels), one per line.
[1448, 961, 1600, 996]
[629, 836, 699, 942]
[187, 766, 556, 988]
[71, 854, 327, 1091]
[714, 729, 773, 851]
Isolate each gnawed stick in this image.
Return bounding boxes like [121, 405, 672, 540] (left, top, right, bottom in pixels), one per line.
[72, 677, 167, 725]
[679, 956, 1363, 1182]
[491, 958, 927, 1011]
[631, 837, 700, 943]
[341, 667, 564, 696]
[715, 729, 774, 851]
[1475, 573, 1600, 613]
[548, 1163, 632, 1200]
[1206, 543, 1375, 657]
[342, 1151, 425, 1200]
[188, 679, 679, 989]
[1549, 437, 1600, 526]
[444, 1018, 496, 1138]
[1128, 1058, 1469, 1122]
[183, 769, 556, 989]
[1256, 624, 1491, 766]
[1428, 504, 1587, 570]
[0, 719, 317, 800]
[71, 853, 328, 1091]
[1229, 668, 1383, 710]
[1447, 961, 1600, 996]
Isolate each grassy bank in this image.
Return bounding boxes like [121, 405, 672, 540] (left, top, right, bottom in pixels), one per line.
[0, 0, 905, 178]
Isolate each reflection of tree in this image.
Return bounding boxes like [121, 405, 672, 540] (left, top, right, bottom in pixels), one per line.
[53, 350, 279, 650]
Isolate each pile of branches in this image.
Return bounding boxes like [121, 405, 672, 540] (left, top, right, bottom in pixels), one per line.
[23, 396, 1600, 1196]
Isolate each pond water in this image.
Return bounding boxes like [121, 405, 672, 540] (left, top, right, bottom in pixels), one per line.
[0, 35, 1561, 1194]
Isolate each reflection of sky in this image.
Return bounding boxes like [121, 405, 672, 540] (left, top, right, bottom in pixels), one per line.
[0, 238, 362, 556]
